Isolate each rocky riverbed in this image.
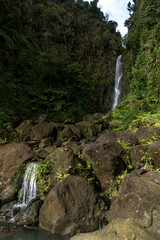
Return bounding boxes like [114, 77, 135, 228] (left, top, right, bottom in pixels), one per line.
[1, 113, 160, 239]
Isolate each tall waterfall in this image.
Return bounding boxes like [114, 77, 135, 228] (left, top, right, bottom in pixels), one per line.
[11, 163, 39, 219]
[112, 55, 123, 110]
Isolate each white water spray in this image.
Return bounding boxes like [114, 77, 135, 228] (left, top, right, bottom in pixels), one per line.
[112, 55, 123, 110]
[11, 163, 39, 220]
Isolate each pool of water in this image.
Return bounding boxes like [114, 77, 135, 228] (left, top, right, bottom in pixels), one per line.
[0, 230, 70, 240]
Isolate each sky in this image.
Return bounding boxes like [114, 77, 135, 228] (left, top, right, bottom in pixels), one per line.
[86, 0, 133, 36]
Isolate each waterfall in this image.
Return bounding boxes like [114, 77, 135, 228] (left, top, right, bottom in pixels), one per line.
[20, 162, 39, 207]
[112, 55, 123, 110]
[11, 163, 39, 220]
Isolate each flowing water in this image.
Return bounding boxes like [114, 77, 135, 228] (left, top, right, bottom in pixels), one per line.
[11, 163, 39, 219]
[112, 55, 123, 110]
[0, 230, 70, 240]
[3, 163, 70, 239]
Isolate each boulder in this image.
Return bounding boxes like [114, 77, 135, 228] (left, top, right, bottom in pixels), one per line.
[33, 148, 48, 159]
[76, 121, 90, 139]
[107, 171, 160, 231]
[70, 218, 160, 240]
[14, 199, 43, 226]
[148, 140, 160, 168]
[97, 132, 138, 146]
[0, 142, 33, 200]
[47, 147, 77, 186]
[44, 145, 57, 154]
[116, 132, 138, 145]
[58, 124, 81, 142]
[0, 201, 16, 221]
[134, 127, 160, 144]
[82, 134, 126, 189]
[83, 113, 104, 123]
[30, 119, 57, 140]
[16, 119, 34, 140]
[39, 138, 52, 149]
[39, 175, 107, 235]
[130, 145, 149, 167]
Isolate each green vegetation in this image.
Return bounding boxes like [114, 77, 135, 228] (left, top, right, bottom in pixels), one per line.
[0, 0, 122, 127]
[35, 158, 52, 200]
[104, 164, 133, 199]
[114, 0, 160, 131]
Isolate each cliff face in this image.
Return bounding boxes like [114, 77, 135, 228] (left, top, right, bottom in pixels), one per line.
[0, 0, 122, 125]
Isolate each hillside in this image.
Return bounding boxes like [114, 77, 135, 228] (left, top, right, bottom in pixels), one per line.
[0, 0, 122, 126]
[109, 0, 160, 131]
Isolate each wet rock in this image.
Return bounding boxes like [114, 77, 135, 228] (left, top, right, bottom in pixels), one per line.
[0, 222, 27, 238]
[0, 201, 16, 221]
[15, 199, 43, 226]
[39, 175, 107, 235]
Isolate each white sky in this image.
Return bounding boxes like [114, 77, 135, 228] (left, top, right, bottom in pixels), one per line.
[86, 0, 133, 36]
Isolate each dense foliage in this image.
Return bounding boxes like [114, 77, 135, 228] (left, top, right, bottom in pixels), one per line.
[110, 0, 160, 131]
[0, 0, 122, 126]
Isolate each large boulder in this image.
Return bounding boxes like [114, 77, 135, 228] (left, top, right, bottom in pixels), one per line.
[70, 218, 160, 240]
[82, 134, 126, 189]
[0, 142, 33, 200]
[70, 171, 160, 240]
[107, 170, 160, 231]
[30, 119, 57, 140]
[39, 175, 107, 235]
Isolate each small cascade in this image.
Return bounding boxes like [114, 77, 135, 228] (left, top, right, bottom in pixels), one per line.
[11, 163, 39, 221]
[112, 55, 123, 110]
